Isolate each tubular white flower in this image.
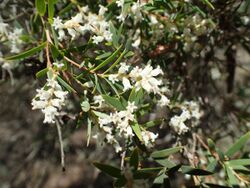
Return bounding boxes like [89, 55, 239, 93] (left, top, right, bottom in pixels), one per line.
[32, 71, 68, 124]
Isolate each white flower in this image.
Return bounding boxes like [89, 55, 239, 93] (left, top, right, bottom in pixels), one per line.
[141, 130, 158, 146]
[122, 77, 132, 91]
[92, 35, 104, 44]
[31, 71, 68, 124]
[93, 95, 104, 107]
[98, 5, 108, 16]
[169, 115, 189, 135]
[116, 0, 124, 7]
[118, 63, 130, 74]
[126, 101, 137, 113]
[108, 74, 119, 83]
[53, 62, 64, 69]
[0, 19, 8, 35]
[158, 95, 170, 107]
[129, 65, 163, 94]
[53, 17, 64, 30]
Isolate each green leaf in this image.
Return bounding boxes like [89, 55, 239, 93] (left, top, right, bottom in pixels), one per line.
[95, 52, 112, 60]
[103, 49, 127, 74]
[201, 0, 215, 9]
[103, 78, 120, 97]
[181, 166, 214, 176]
[128, 88, 144, 105]
[134, 167, 163, 179]
[102, 95, 125, 111]
[151, 147, 183, 159]
[93, 162, 122, 178]
[225, 131, 250, 158]
[131, 123, 142, 141]
[109, 22, 120, 48]
[143, 119, 163, 129]
[130, 148, 139, 170]
[35, 0, 46, 16]
[5, 42, 46, 60]
[154, 170, 167, 184]
[92, 110, 110, 119]
[155, 159, 176, 168]
[92, 45, 122, 72]
[206, 159, 218, 172]
[81, 101, 90, 112]
[57, 76, 76, 93]
[113, 176, 127, 187]
[48, 0, 55, 21]
[225, 164, 239, 186]
[228, 159, 250, 166]
[35, 68, 48, 78]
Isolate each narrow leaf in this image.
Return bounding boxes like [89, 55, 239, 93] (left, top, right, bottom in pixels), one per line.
[182, 166, 214, 176]
[92, 45, 122, 72]
[151, 147, 183, 159]
[36, 0, 46, 16]
[102, 95, 125, 111]
[5, 42, 46, 60]
[225, 131, 250, 157]
[57, 76, 76, 93]
[93, 162, 122, 178]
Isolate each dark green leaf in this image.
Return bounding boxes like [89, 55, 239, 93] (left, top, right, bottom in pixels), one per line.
[113, 176, 127, 187]
[93, 162, 122, 178]
[182, 166, 214, 176]
[92, 45, 122, 72]
[5, 42, 46, 60]
[57, 76, 76, 93]
[130, 148, 139, 170]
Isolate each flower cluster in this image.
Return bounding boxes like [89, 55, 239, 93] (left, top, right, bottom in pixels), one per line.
[0, 16, 23, 53]
[31, 71, 68, 124]
[108, 63, 170, 106]
[182, 15, 215, 52]
[94, 101, 158, 152]
[169, 101, 202, 134]
[52, 5, 112, 44]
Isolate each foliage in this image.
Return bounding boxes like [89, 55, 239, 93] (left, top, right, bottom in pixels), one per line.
[0, 0, 249, 187]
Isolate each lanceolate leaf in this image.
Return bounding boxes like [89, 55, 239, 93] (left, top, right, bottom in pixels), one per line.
[130, 148, 139, 170]
[48, 0, 55, 21]
[225, 131, 250, 158]
[5, 42, 46, 60]
[102, 95, 125, 111]
[151, 147, 183, 159]
[93, 162, 122, 178]
[35, 67, 48, 78]
[92, 45, 122, 72]
[35, 0, 46, 16]
[181, 166, 214, 176]
[228, 159, 250, 166]
[57, 76, 76, 93]
[131, 123, 142, 141]
[225, 164, 239, 186]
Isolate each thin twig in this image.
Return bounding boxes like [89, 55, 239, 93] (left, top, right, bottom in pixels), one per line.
[120, 151, 126, 170]
[55, 119, 65, 171]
